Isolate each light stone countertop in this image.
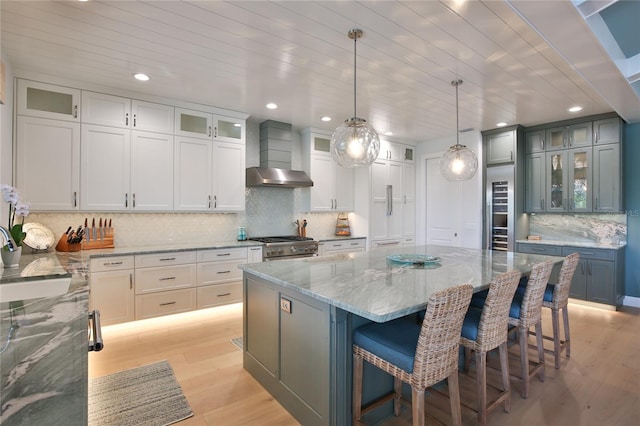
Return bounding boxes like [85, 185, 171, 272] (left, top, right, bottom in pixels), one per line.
[516, 239, 626, 250]
[240, 244, 564, 322]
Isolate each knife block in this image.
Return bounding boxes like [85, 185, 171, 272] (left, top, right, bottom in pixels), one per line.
[55, 235, 82, 252]
[82, 229, 115, 250]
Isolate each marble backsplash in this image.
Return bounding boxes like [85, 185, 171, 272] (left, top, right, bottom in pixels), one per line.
[528, 214, 627, 245]
[26, 188, 343, 248]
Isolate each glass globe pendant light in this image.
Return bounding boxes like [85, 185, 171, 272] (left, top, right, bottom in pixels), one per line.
[440, 79, 478, 181]
[331, 29, 380, 168]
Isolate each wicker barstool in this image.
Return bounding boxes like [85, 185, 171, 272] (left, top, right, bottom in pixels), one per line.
[460, 270, 522, 426]
[539, 252, 580, 369]
[507, 260, 554, 398]
[352, 284, 473, 426]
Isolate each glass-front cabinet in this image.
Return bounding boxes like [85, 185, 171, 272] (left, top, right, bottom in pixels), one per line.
[546, 151, 567, 211]
[568, 148, 592, 212]
[17, 80, 81, 121]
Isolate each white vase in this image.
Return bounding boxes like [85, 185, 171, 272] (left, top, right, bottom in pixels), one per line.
[2, 246, 22, 268]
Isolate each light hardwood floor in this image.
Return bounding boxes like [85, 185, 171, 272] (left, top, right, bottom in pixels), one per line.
[89, 302, 640, 425]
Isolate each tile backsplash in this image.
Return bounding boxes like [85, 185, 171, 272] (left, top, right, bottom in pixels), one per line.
[528, 213, 627, 245]
[27, 187, 343, 247]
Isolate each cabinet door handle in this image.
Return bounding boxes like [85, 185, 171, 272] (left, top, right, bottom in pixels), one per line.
[386, 185, 393, 215]
[159, 276, 176, 281]
[159, 301, 176, 306]
[579, 251, 595, 256]
[159, 257, 176, 261]
[350, 242, 360, 246]
[214, 126, 218, 137]
[129, 273, 133, 290]
[73, 105, 78, 118]
[216, 253, 231, 256]
[208, 195, 212, 208]
[104, 261, 124, 266]
[540, 198, 544, 210]
[132, 193, 136, 208]
[217, 293, 231, 297]
[594, 131, 598, 144]
[214, 195, 217, 208]
[208, 126, 212, 137]
[334, 199, 337, 210]
[125, 112, 129, 126]
[587, 263, 592, 276]
[217, 270, 231, 274]
[125, 193, 128, 207]
[510, 151, 513, 162]
[73, 191, 77, 207]
[595, 197, 598, 210]
[133, 114, 137, 127]
[563, 136, 566, 147]
[541, 139, 544, 150]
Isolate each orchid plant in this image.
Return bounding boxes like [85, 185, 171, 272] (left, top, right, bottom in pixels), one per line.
[1, 184, 30, 249]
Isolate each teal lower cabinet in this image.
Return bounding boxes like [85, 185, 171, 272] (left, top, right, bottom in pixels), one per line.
[561, 246, 625, 307]
[243, 273, 393, 425]
[517, 243, 625, 308]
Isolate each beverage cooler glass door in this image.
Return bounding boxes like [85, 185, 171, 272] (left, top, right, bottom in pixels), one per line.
[485, 165, 515, 251]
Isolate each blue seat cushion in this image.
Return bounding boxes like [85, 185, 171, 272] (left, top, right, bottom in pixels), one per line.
[461, 306, 483, 341]
[470, 290, 488, 309]
[509, 293, 524, 319]
[354, 316, 421, 373]
[516, 281, 555, 302]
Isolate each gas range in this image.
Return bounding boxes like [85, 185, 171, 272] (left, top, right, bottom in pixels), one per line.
[249, 236, 318, 260]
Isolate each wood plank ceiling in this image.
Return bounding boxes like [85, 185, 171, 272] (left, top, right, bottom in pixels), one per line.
[1, 0, 638, 143]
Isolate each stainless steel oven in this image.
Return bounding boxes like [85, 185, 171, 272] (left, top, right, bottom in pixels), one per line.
[248, 236, 318, 261]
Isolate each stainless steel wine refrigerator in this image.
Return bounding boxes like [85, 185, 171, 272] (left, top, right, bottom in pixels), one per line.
[485, 165, 515, 251]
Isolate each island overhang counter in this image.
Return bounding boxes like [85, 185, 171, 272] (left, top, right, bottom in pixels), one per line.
[239, 245, 564, 426]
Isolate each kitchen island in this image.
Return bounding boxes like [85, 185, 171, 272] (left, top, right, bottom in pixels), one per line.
[0, 251, 87, 426]
[240, 245, 564, 426]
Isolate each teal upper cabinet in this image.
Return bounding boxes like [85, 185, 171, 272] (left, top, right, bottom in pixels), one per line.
[525, 130, 545, 153]
[523, 113, 623, 213]
[545, 122, 592, 151]
[485, 130, 515, 164]
[593, 117, 621, 145]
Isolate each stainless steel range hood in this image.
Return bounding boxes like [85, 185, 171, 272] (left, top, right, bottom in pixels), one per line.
[246, 167, 313, 188]
[246, 120, 313, 188]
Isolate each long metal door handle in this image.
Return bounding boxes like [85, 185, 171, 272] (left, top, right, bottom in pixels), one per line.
[125, 193, 128, 208]
[159, 301, 176, 306]
[73, 105, 78, 118]
[132, 193, 136, 208]
[129, 273, 133, 289]
[88, 310, 104, 352]
[133, 114, 137, 127]
[125, 113, 129, 126]
[208, 126, 212, 137]
[73, 191, 77, 207]
[208, 195, 212, 208]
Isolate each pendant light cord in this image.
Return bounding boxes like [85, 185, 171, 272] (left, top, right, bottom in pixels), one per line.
[353, 34, 357, 119]
[452, 79, 463, 147]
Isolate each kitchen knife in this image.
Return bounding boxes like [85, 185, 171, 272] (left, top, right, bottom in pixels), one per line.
[85, 218, 90, 242]
[92, 218, 96, 241]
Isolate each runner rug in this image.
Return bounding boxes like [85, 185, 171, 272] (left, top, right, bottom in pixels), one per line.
[88, 360, 193, 426]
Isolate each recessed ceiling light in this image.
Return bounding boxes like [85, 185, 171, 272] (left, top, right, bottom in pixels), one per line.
[321, 116, 332, 122]
[384, 131, 393, 136]
[133, 73, 150, 81]
[569, 106, 583, 112]
[266, 103, 278, 109]
[496, 122, 507, 127]
[234, 123, 242, 127]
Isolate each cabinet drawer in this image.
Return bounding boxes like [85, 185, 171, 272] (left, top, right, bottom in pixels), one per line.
[517, 243, 562, 256]
[561, 246, 615, 261]
[197, 247, 247, 262]
[323, 239, 366, 252]
[90, 255, 135, 272]
[135, 288, 196, 320]
[198, 260, 243, 285]
[135, 264, 197, 294]
[135, 251, 196, 268]
[197, 282, 242, 309]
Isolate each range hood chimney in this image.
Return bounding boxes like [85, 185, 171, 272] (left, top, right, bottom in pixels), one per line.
[246, 120, 313, 188]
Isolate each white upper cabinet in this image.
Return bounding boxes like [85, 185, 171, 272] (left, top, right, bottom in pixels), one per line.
[82, 91, 174, 133]
[17, 80, 80, 121]
[16, 116, 80, 210]
[130, 131, 174, 210]
[131, 100, 174, 134]
[81, 125, 131, 211]
[174, 137, 212, 211]
[175, 107, 245, 144]
[301, 128, 355, 212]
[82, 91, 131, 128]
[175, 108, 213, 139]
[174, 138, 245, 212]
